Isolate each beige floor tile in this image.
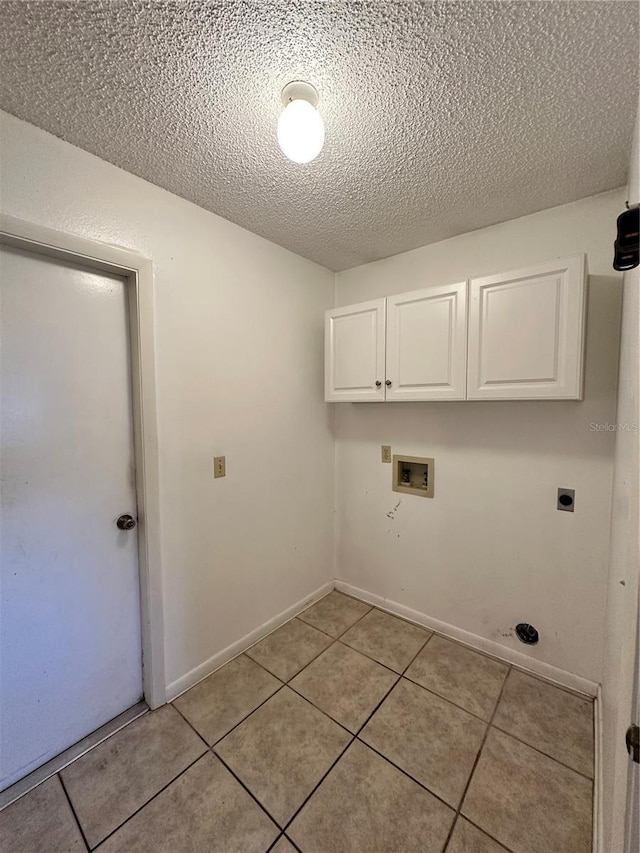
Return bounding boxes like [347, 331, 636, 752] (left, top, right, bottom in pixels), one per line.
[297, 591, 371, 638]
[405, 635, 508, 720]
[173, 654, 281, 745]
[492, 669, 594, 776]
[97, 752, 278, 853]
[61, 705, 206, 848]
[270, 837, 298, 853]
[340, 608, 431, 673]
[462, 729, 592, 853]
[0, 776, 84, 853]
[447, 818, 511, 853]
[290, 642, 397, 733]
[288, 740, 454, 853]
[215, 686, 350, 826]
[360, 678, 486, 807]
[246, 618, 333, 681]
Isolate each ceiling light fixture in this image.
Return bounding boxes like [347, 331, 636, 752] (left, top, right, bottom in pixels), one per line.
[277, 81, 324, 164]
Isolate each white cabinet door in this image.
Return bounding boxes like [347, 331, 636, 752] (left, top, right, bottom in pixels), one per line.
[386, 282, 467, 401]
[467, 254, 587, 400]
[325, 299, 386, 401]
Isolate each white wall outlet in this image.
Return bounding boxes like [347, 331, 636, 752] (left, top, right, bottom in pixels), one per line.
[213, 456, 226, 478]
[381, 445, 392, 463]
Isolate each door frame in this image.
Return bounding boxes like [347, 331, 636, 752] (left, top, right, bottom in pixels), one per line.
[0, 213, 166, 710]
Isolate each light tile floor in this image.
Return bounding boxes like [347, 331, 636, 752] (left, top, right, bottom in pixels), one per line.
[0, 590, 594, 853]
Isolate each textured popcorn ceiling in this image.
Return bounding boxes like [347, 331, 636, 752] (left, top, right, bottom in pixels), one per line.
[0, 1, 638, 271]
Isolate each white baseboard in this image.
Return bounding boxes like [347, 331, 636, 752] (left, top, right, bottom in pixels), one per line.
[165, 581, 335, 702]
[335, 580, 599, 697]
[593, 684, 603, 853]
[166, 577, 599, 703]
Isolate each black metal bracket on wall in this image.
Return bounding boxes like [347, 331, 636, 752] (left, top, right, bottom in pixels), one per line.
[613, 203, 639, 271]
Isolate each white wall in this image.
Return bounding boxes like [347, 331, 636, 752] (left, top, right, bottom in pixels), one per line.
[334, 189, 624, 685]
[602, 108, 639, 853]
[0, 111, 335, 696]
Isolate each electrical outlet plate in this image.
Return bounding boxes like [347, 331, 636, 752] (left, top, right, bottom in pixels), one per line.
[381, 445, 392, 463]
[213, 456, 226, 478]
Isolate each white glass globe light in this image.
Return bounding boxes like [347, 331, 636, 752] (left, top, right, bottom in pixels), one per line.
[277, 99, 325, 164]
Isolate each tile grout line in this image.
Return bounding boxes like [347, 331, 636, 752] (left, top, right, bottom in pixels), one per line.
[211, 681, 357, 834]
[298, 594, 374, 642]
[292, 615, 338, 642]
[280, 734, 357, 836]
[283, 681, 355, 738]
[489, 722, 596, 782]
[483, 666, 595, 780]
[200, 679, 354, 835]
[283, 831, 304, 853]
[252, 600, 387, 837]
[281, 600, 377, 687]
[334, 599, 595, 777]
[89, 753, 206, 850]
[176, 643, 365, 836]
[456, 815, 517, 853]
[292, 607, 434, 700]
[354, 739, 456, 814]
[247, 636, 338, 686]
[350, 626, 436, 739]
[441, 664, 513, 853]
[336, 627, 432, 678]
[400, 671, 496, 723]
[174, 682, 286, 750]
[166, 704, 210, 750]
[260, 628, 464, 832]
[212, 748, 288, 834]
[236, 652, 290, 686]
[57, 773, 91, 852]
[377, 646, 595, 781]
[254, 592, 378, 688]
[264, 832, 303, 853]
[280, 627, 437, 838]
[282, 618, 437, 831]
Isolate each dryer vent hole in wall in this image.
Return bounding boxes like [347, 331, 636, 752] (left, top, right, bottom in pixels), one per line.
[516, 623, 540, 645]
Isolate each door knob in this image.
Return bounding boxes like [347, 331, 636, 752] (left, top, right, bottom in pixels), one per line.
[375, 381, 382, 387]
[386, 379, 392, 386]
[116, 514, 136, 531]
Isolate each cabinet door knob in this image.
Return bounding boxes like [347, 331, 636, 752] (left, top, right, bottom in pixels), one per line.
[386, 379, 392, 386]
[375, 381, 382, 387]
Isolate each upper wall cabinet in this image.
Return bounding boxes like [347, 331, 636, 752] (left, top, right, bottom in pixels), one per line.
[467, 254, 587, 400]
[325, 282, 467, 402]
[325, 254, 587, 403]
[386, 282, 467, 401]
[325, 298, 386, 401]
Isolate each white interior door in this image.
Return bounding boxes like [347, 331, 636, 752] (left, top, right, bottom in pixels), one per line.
[0, 245, 143, 790]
